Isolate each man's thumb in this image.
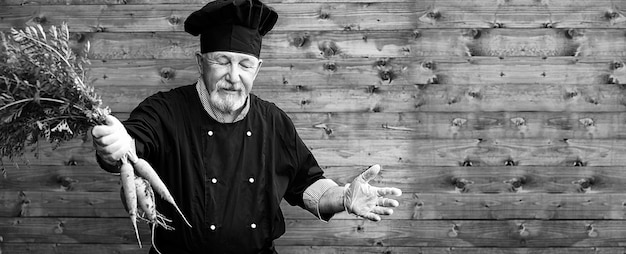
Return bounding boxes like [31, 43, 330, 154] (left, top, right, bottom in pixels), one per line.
[104, 114, 120, 126]
[359, 164, 381, 182]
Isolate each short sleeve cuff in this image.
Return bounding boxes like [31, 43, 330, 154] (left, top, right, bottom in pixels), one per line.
[303, 178, 338, 222]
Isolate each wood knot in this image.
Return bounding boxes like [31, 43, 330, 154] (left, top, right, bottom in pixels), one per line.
[421, 61, 434, 70]
[510, 117, 526, 126]
[563, 88, 579, 99]
[313, 123, 333, 136]
[426, 10, 441, 20]
[71, 33, 86, 43]
[448, 224, 459, 237]
[427, 76, 439, 84]
[160, 67, 176, 80]
[366, 85, 379, 94]
[54, 221, 65, 234]
[566, 29, 583, 39]
[379, 70, 394, 82]
[518, 223, 530, 237]
[452, 178, 473, 191]
[323, 62, 337, 72]
[612, 61, 624, 70]
[572, 178, 593, 192]
[587, 224, 598, 237]
[318, 10, 330, 20]
[467, 89, 482, 100]
[93, 25, 107, 33]
[168, 15, 181, 25]
[504, 177, 525, 192]
[318, 41, 339, 58]
[578, 118, 594, 127]
[542, 22, 555, 28]
[375, 58, 389, 67]
[32, 15, 47, 24]
[462, 160, 473, 167]
[292, 33, 310, 48]
[451, 118, 467, 127]
[492, 21, 504, 28]
[412, 30, 421, 39]
[57, 176, 78, 190]
[605, 9, 620, 20]
[463, 28, 481, 39]
[504, 159, 516, 166]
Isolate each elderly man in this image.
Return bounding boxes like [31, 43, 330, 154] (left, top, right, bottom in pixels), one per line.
[91, 0, 402, 253]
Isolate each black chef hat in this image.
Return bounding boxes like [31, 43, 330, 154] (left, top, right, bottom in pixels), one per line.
[184, 0, 278, 57]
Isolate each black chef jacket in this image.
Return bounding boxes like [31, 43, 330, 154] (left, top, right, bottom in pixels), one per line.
[121, 84, 326, 253]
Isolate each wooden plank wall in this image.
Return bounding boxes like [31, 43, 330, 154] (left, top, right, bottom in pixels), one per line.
[1, 0, 626, 253]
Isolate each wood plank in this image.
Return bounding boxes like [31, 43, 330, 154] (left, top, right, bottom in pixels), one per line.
[84, 59, 626, 113]
[94, 83, 626, 114]
[4, 191, 626, 220]
[0, 191, 123, 218]
[277, 220, 626, 247]
[0, 244, 623, 254]
[287, 111, 626, 140]
[5, 165, 626, 194]
[276, 246, 626, 254]
[7, 138, 626, 167]
[1, 0, 625, 6]
[75, 29, 626, 60]
[334, 166, 626, 194]
[1, 1, 626, 31]
[81, 111, 626, 140]
[0, 165, 118, 192]
[87, 57, 625, 88]
[4, 218, 626, 247]
[0, 244, 146, 254]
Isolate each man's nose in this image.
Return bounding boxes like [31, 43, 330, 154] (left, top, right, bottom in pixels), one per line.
[225, 64, 242, 83]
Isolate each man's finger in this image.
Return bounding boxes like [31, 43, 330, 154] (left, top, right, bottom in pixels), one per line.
[91, 115, 122, 138]
[377, 197, 399, 207]
[371, 206, 394, 215]
[103, 115, 121, 126]
[359, 164, 381, 182]
[376, 187, 402, 197]
[360, 212, 381, 222]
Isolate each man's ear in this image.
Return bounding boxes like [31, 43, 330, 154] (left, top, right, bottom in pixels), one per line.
[253, 59, 263, 80]
[195, 52, 204, 74]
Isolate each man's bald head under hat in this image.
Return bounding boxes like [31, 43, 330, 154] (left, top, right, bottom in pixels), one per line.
[184, 0, 278, 58]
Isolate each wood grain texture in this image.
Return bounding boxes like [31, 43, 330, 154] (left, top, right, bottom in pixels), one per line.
[73, 29, 626, 60]
[4, 218, 626, 247]
[1, 244, 624, 254]
[0, 161, 624, 194]
[1, 1, 626, 31]
[86, 57, 625, 87]
[91, 111, 626, 140]
[4, 191, 626, 220]
[4, 165, 626, 194]
[2, 0, 626, 252]
[8, 138, 626, 167]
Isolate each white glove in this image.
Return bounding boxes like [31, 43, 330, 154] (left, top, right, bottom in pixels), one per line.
[92, 115, 135, 165]
[343, 164, 402, 221]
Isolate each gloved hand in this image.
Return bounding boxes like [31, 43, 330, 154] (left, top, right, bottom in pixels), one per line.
[92, 115, 135, 166]
[343, 164, 402, 221]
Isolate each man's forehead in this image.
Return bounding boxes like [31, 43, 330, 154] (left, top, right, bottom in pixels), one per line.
[204, 51, 260, 61]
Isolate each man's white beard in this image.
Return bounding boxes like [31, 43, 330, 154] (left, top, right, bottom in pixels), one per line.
[208, 80, 246, 113]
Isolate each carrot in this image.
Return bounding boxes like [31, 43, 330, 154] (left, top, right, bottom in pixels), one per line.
[132, 158, 192, 228]
[120, 160, 142, 248]
[135, 176, 156, 222]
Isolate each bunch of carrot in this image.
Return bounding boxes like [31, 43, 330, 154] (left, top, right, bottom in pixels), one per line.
[0, 23, 190, 251]
[119, 152, 191, 251]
